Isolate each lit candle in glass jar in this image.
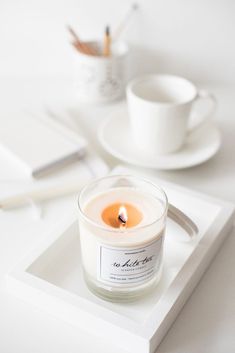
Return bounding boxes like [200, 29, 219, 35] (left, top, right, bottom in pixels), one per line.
[78, 175, 168, 302]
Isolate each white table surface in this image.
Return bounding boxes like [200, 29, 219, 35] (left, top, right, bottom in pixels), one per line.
[0, 77, 234, 353]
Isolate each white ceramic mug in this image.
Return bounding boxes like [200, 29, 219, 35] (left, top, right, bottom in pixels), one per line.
[74, 41, 128, 104]
[126, 74, 216, 155]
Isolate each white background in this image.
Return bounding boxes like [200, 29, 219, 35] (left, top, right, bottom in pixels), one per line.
[0, 1, 235, 353]
[0, 0, 234, 83]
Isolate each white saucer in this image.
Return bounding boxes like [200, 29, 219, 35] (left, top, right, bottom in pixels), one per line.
[98, 108, 222, 170]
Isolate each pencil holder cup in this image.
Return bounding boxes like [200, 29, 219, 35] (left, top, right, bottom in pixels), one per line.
[73, 41, 128, 104]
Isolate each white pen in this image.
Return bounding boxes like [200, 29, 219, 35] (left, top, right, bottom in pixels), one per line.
[0, 179, 84, 210]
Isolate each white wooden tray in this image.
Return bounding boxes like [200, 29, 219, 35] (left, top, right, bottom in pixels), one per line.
[6, 166, 235, 353]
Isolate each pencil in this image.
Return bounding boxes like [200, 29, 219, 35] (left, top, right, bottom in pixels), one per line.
[103, 25, 111, 57]
[113, 3, 139, 40]
[67, 25, 97, 56]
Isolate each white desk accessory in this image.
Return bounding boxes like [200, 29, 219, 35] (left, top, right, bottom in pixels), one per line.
[0, 176, 96, 209]
[126, 74, 216, 155]
[113, 3, 139, 40]
[0, 149, 108, 214]
[73, 41, 128, 104]
[0, 112, 87, 178]
[99, 108, 221, 169]
[6, 165, 234, 353]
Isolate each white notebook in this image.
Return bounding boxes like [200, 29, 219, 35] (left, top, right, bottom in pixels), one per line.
[0, 113, 87, 178]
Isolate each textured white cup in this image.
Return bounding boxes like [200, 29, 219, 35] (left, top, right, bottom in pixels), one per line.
[74, 41, 128, 104]
[126, 74, 216, 155]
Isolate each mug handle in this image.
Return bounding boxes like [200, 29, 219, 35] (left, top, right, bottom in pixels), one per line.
[188, 89, 217, 133]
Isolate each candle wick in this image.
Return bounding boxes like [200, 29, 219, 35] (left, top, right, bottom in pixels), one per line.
[118, 206, 128, 228]
[118, 214, 127, 224]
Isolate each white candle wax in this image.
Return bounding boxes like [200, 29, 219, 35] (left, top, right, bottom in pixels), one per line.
[79, 187, 166, 289]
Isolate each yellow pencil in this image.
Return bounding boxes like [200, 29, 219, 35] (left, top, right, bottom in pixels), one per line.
[103, 25, 111, 57]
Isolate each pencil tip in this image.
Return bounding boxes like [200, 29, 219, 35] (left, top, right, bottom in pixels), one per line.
[105, 25, 110, 36]
[132, 2, 139, 10]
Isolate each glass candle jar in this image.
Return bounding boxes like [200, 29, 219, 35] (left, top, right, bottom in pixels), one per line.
[78, 175, 168, 302]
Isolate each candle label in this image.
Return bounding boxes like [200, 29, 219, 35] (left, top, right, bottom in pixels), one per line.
[98, 236, 163, 286]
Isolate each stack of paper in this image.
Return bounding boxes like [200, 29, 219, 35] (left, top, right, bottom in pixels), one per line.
[0, 111, 109, 210]
[0, 113, 87, 178]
